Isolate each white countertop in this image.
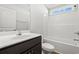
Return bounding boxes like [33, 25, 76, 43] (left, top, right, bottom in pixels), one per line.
[0, 33, 41, 49]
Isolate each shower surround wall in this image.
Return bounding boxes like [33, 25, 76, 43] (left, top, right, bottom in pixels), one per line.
[47, 5, 79, 46]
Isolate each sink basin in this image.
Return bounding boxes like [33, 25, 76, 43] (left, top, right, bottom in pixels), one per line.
[12, 33, 35, 40]
[12, 35, 31, 39]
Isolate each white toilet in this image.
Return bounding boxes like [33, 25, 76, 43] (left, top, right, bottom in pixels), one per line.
[42, 43, 56, 54]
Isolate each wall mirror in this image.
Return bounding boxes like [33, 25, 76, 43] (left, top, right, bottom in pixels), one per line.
[0, 4, 30, 31]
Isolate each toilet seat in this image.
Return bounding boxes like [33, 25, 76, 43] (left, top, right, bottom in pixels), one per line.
[42, 43, 55, 52]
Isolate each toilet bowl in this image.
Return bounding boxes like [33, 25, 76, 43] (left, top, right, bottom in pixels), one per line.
[42, 43, 55, 53]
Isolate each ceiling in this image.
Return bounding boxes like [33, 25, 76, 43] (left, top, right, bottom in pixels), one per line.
[45, 4, 77, 9]
[45, 4, 61, 9]
[0, 4, 62, 10]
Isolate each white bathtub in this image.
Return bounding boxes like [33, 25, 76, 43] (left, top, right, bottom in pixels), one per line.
[44, 38, 79, 54]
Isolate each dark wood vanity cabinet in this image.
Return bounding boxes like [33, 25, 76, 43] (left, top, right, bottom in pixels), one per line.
[0, 36, 42, 54]
[23, 43, 41, 54]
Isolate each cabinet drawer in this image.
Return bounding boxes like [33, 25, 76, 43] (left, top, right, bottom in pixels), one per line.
[0, 36, 41, 54]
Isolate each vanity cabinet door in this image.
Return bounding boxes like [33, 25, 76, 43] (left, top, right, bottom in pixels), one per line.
[23, 43, 41, 54]
[31, 43, 41, 54]
[34, 44, 42, 54]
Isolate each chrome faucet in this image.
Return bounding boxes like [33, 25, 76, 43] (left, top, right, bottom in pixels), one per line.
[74, 32, 79, 36]
[73, 39, 79, 41]
[17, 31, 22, 36]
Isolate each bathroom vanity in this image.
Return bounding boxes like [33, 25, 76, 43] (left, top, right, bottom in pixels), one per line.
[0, 33, 42, 54]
